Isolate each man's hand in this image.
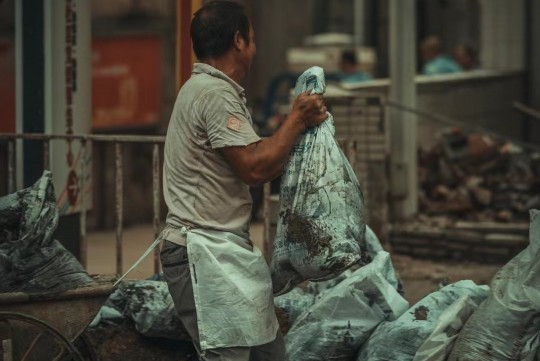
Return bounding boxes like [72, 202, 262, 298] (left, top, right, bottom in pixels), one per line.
[291, 91, 328, 128]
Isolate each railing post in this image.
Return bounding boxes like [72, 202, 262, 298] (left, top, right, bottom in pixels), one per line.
[79, 140, 88, 269]
[263, 182, 271, 263]
[42, 139, 50, 170]
[152, 143, 161, 275]
[115, 143, 124, 275]
[7, 140, 16, 194]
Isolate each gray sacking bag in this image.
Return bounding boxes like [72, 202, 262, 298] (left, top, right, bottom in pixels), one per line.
[412, 295, 480, 361]
[270, 66, 367, 295]
[285, 251, 409, 361]
[357, 280, 489, 361]
[0, 171, 94, 293]
[274, 287, 317, 328]
[448, 209, 540, 361]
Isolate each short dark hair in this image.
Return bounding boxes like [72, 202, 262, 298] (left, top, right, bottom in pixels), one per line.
[341, 49, 358, 65]
[191, 1, 250, 60]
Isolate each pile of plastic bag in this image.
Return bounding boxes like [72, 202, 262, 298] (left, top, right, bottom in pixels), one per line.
[0, 171, 94, 293]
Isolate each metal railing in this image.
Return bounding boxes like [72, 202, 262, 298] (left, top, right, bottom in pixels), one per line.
[0, 133, 165, 276]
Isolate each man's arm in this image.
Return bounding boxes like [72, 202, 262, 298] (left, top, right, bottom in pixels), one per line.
[221, 92, 327, 186]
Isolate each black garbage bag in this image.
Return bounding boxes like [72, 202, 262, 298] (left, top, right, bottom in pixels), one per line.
[0, 171, 93, 293]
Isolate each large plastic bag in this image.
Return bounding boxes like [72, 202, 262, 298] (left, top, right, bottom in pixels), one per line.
[91, 280, 190, 341]
[0, 171, 94, 293]
[448, 209, 540, 361]
[270, 67, 367, 295]
[357, 280, 489, 361]
[285, 251, 409, 361]
[412, 295, 480, 361]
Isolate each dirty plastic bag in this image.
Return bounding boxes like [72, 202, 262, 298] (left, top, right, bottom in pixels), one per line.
[357, 280, 489, 361]
[91, 280, 190, 341]
[448, 209, 540, 361]
[306, 227, 402, 297]
[285, 251, 409, 361]
[270, 66, 367, 295]
[274, 287, 316, 329]
[412, 295, 479, 361]
[0, 171, 94, 293]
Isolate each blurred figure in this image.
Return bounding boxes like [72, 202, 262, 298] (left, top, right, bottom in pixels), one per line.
[453, 44, 479, 71]
[338, 49, 373, 83]
[420, 36, 462, 75]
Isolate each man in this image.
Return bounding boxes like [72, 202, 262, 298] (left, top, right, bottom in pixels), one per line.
[420, 35, 462, 75]
[453, 44, 478, 71]
[338, 49, 373, 83]
[158, 1, 327, 360]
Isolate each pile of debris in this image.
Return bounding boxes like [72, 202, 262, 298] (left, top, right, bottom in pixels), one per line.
[419, 128, 540, 222]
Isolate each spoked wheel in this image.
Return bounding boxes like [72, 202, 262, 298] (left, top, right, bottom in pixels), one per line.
[0, 311, 85, 361]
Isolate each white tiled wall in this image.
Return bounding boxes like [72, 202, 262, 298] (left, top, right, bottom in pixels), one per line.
[479, 0, 525, 70]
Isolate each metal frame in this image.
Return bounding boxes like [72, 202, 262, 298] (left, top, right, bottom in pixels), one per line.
[0, 133, 165, 275]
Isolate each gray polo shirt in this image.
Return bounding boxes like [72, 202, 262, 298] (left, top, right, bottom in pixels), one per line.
[163, 63, 261, 238]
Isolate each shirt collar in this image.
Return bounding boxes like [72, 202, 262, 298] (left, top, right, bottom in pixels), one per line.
[192, 63, 246, 97]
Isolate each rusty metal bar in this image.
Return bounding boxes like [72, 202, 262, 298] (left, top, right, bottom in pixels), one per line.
[0, 133, 165, 144]
[79, 140, 88, 269]
[7, 140, 15, 194]
[115, 143, 124, 275]
[42, 139, 50, 170]
[263, 182, 271, 263]
[152, 143, 161, 274]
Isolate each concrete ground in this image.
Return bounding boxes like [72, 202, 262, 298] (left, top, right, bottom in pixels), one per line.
[87, 222, 503, 305]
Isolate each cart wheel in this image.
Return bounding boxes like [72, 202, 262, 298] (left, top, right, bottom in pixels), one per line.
[0, 311, 85, 361]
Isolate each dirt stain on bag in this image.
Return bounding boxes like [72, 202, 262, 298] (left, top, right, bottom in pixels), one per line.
[282, 210, 333, 260]
[412, 305, 430, 321]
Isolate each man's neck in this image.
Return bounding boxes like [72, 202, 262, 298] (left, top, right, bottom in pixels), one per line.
[204, 55, 244, 84]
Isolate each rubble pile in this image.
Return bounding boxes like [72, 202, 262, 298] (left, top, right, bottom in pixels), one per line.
[419, 129, 540, 222]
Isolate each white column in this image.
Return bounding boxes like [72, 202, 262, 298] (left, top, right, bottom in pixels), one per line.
[354, 0, 366, 46]
[388, 0, 418, 219]
[44, 0, 92, 214]
[479, 0, 525, 70]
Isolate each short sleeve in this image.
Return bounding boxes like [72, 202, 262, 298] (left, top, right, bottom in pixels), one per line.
[202, 87, 261, 149]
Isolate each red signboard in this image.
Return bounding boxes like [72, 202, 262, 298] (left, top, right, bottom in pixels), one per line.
[0, 38, 16, 133]
[92, 36, 162, 129]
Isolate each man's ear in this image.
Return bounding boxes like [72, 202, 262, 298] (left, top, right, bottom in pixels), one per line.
[233, 30, 244, 51]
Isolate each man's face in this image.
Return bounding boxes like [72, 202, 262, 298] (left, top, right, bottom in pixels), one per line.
[237, 25, 256, 78]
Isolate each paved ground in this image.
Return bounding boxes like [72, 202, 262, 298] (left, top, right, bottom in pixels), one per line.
[87, 222, 503, 305]
[86, 222, 266, 279]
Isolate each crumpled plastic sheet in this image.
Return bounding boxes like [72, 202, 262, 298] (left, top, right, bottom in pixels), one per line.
[357, 280, 489, 361]
[412, 295, 480, 361]
[285, 251, 409, 361]
[90, 280, 190, 341]
[270, 66, 368, 296]
[0, 171, 93, 293]
[448, 209, 540, 361]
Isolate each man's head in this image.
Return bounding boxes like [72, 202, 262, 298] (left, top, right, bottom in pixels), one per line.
[191, 1, 256, 77]
[420, 35, 442, 63]
[339, 49, 358, 74]
[453, 45, 476, 71]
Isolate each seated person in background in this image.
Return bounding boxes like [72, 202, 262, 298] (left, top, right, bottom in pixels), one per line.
[338, 49, 373, 83]
[420, 35, 462, 75]
[453, 44, 479, 71]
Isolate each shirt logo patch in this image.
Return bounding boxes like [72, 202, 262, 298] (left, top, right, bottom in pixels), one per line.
[227, 117, 242, 131]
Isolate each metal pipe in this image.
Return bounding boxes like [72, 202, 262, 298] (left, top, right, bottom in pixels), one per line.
[79, 140, 88, 269]
[115, 143, 124, 276]
[152, 143, 161, 274]
[0, 133, 165, 144]
[513, 101, 540, 122]
[7, 140, 15, 194]
[386, 100, 540, 152]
